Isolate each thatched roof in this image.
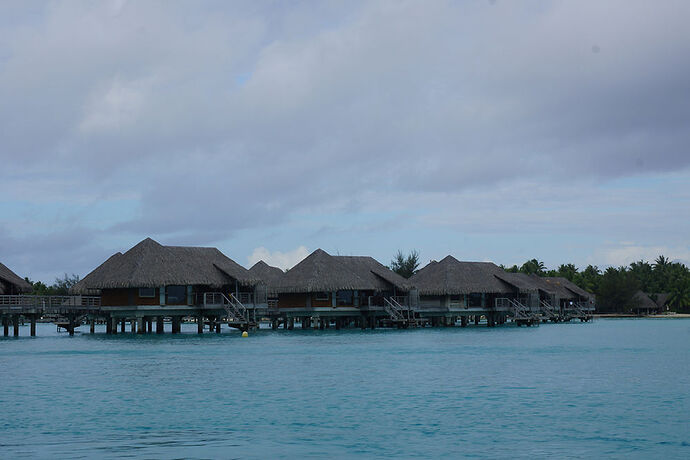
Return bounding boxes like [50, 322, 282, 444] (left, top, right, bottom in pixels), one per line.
[654, 292, 670, 308]
[524, 274, 574, 298]
[249, 261, 284, 284]
[633, 290, 658, 311]
[276, 249, 408, 293]
[543, 277, 591, 299]
[71, 238, 257, 293]
[249, 261, 284, 294]
[494, 272, 539, 293]
[335, 256, 410, 291]
[0, 262, 32, 294]
[409, 256, 515, 295]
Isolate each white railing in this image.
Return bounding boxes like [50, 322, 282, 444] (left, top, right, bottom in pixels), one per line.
[539, 300, 559, 319]
[203, 292, 250, 323]
[495, 297, 539, 321]
[0, 295, 101, 311]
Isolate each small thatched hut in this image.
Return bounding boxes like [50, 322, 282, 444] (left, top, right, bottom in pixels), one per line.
[275, 249, 410, 309]
[632, 291, 660, 315]
[541, 276, 594, 310]
[0, 262, 32, 295]
[71, 238, 262, 306]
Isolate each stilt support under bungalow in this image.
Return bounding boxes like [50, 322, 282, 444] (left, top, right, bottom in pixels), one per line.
[215, 320, 221, 334]
[474, 315, 480, 326]
[130, 319, 136, 334]
[287, 317, 294, 330]
[30, 315, 37, 336]
[157, 316, 164, 334]
[461, 316, 468, 327]
[112, 317, 119, 335]
[13, 314, 20, 337]
[90, 319, 95, 334]
[147, 318, 153, 333]
[137, 317, 145, 334]
[172, 317, 181, 334]
[197, 316, 204, 334]
[3, 316, 9, 336]
[121, 319, 126, 333]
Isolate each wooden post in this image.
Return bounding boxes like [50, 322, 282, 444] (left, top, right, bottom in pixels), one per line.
[157, 316, 164, 334]
[121, 319, 126, 333]
[215, 320, 221, 334]
[197, 316, 204, 334]
[106, 316, 112, 335]
[272, 319, 278, 330]
[461, 316, 468, 327]
[360, 316, 367, 330]
[13, 314, 20, 337]
[474, 315, 480, 325]
[287, 317, 294, 330]
[131, 319, 136, 334]
[67, 313, 75, 337]
[370, 316, 376, 330]
[313, 316, 319, 330]
[30, 315, 37, 336]
[111, 317, 118, 335]
[3, 316, 8, 337]
[137, 317, 145, 334]
[335, 318, 341, 330]
[90, 318, 96, 334]
[147, 318, 153, 333]
[172, 317, 181, 334]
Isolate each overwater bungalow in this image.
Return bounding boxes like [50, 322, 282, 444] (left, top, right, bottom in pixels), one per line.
[273, 249, 411, 328]
[409, 256, 540, 325]
[70, 238, 265, 333]
[72, 237, 264, 306]
[0, 262, 31, 295]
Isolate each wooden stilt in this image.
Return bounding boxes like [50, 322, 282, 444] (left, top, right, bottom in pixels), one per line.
[197, 316, 204, 334]
[3, 316, 8, 337]
[137, 317, 145, 334]
[215, 320, 221, 334]
[157, 316, 164, 334]
[172, 317, 181, 334]
[111, 317, 118, 335]
[90, 318, 96, 334]
[121, 319, 126, 333]
[474, 315, 480, 325]
[30, 315, 37, 336]
[131, 319, 136, 334]
[461, 316, 468, 327]
[288, 317, 294, 330]
[147, 318, 153, 333]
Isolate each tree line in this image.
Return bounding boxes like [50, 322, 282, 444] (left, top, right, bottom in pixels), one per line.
[390, 250, 690, 313]
[23, 274, 80, 296]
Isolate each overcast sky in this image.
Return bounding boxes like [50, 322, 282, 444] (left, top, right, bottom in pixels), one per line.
[1, 0, 689, 282]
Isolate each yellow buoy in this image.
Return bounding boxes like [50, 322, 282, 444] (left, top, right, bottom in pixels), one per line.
[241, 331, 248, 337]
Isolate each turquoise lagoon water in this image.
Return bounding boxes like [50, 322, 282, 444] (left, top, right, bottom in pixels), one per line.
[1, 319, 689, 459]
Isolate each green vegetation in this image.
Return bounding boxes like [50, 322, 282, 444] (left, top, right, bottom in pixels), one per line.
[390, 250, 420, 279]
[23, 273, 80, 296]
[504, 256, 690, 313]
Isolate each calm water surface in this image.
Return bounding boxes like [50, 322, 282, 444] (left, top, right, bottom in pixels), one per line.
[1, 319, 689, 459]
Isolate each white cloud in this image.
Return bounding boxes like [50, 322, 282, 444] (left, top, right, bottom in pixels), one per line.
[79, 76, 151, 134]
[594, 243, 690, 267]
[247, 246, 310, 271]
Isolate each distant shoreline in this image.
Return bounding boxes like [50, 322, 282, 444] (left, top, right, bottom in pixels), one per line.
[595, 313, 690, 319]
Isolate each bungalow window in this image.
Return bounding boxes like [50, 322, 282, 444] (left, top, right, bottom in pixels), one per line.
[315, 292, 329, 301]
[336, 290, 353, 306]
[166, 285, 187, 305]
[139, 287, 156, 298]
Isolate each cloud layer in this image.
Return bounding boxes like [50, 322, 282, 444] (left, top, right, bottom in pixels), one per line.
[1, 1, 689, 280]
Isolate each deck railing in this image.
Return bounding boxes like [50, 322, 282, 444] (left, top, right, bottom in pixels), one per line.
[0, 295, 101, 311]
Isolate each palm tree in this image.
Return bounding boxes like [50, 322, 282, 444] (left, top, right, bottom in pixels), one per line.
[520, 259, 546, 275]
